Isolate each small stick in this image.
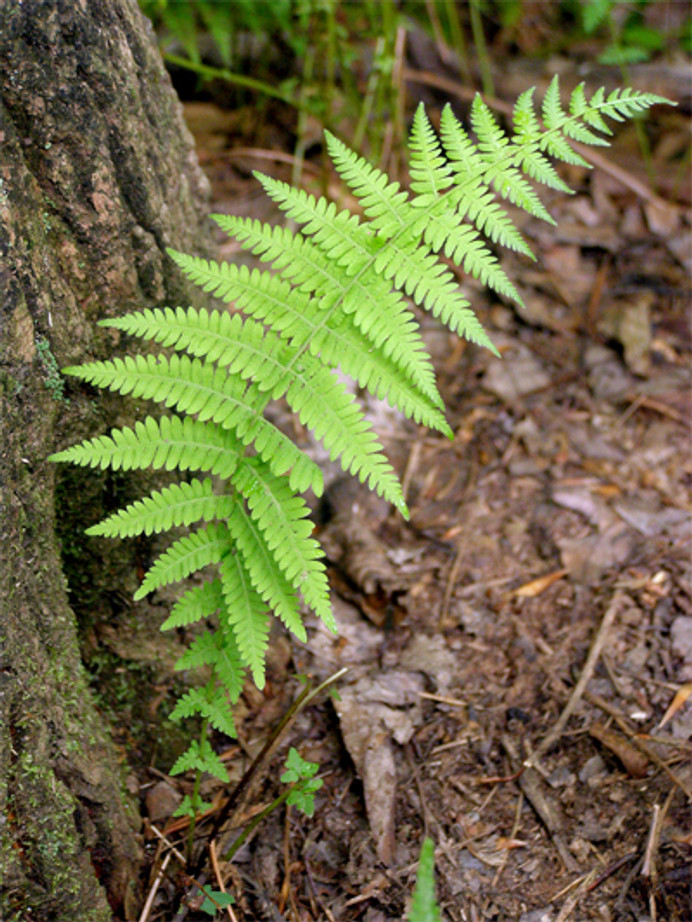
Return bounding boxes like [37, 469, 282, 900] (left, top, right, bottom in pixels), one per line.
[147, 821, 186, 865]
[531, 590, 625, 762]
[138, 851, 172, 922]
[554, 869, 600, 922]
[502, 736, 578, 873]
[439, 540, 465, 628]
[401, 438, 422, 503]
[491, 792, 524, 887]
[209, 840, 238, 922]
[586, 690, 692, 799]
[641, 803, 660, 880]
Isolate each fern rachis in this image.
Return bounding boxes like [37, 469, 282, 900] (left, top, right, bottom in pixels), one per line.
[51, 78, 670, 814]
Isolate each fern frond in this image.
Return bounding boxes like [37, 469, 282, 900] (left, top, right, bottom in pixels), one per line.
[324, 130, 414, 235]
[218, 552, 270, 687]
[470, 95, 555, 223]
[161, 579, 224, 631]
[373, 233, 507, 345]
[255, 172, 378, 273]
[174, 624, 245, 702]
[170, 737, 228, 781]
[49, 415, 241, 479]
[408, 105, 454, 202]
[87, 478, 234, 538]
[284, 363, 407, 515]
[169, 243, 443, 414]
[100, 304, 405, 508]
[52, 81, 671, 790]
[231, 457, 333, 627]
[64, 350, 320, 486]
[224, 501, 306, 641]
[512, 89, 573, 193]
[134, 522, 232, 600]
[170, 679, 237, 737]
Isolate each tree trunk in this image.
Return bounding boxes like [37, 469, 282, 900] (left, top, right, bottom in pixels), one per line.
[0, 1, 213, 918]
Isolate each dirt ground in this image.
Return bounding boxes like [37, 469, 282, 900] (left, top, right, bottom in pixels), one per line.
[91, 47, 691, 922]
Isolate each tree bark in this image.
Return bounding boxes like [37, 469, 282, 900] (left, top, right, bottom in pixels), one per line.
[0, 1, 212, 918]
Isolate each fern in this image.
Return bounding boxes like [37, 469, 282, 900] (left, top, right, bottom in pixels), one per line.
[51, 80, 669, 802]
[409, 839, 442, 922]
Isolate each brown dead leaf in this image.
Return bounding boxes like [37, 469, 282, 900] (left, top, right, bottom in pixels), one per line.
[658, 684, 692, 730]
[598, 292, 654, 376]
[643, 199, 681, 238]
[589, 723, 650, 778]
[333, 671, 425, 864]
[514, 569, 569, 598]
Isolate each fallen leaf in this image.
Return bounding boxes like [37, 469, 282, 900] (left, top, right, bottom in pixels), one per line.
[514, 569, 569, 598]
[658, 684, 692, 730]
[589, 723, 650, 778]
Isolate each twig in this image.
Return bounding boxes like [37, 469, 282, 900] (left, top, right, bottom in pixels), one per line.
[502, 736, 579, 873]
[585, 690, 692, 799]
[554, 869, 600, 922]
[531, 590, 625, 762]
[194, 667, 348, 874]
[491, 791, 523, 887]
[209, 840, 238, 922]
[138, 851, 172, 922]
[642, 785, 677, 885]
[641, 803, 660, 880]
[401, 438, 422, 504]
[439, 540, 465, 628]
[147, 820, 186, 865]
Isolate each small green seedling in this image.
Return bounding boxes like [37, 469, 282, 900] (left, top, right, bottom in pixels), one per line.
[409, 838, 442, 922]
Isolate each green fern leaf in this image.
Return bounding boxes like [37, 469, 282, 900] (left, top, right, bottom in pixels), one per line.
[409, 839, 442, 922]
[439, 106, 535, 257]
[170, 680, 236, 737]
[170, 737, 228, 782]
[51, 82, 671, 793]
[218, 552, 270, 687]
[173, 628, 244, 702]
[325, 130, 413, 236]
[408, 104, 454, 202]
[49, 414, 242, 479]
[102, 309, 323, 494]
[225, 501, 306, 641]
[170, 243, 443, 415]
[87, 478, 234, 538]
[542, 74, 567, 130]
[470, 95, 555, 223]
[161, 579, 225, 631]
[134, 522, 232, 600]
[231, 457, 333, 627]
[325, 131, 412, 237]
[64, 350, 319, 484]
[255, 172, 378, 272]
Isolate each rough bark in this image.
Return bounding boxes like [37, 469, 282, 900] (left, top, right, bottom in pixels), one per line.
[0, 1, 213, 919]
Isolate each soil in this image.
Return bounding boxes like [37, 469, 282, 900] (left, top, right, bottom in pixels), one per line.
[90, 47, 691, 922]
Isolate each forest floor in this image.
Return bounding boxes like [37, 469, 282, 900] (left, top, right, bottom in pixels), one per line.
[91, 46, 691, 922]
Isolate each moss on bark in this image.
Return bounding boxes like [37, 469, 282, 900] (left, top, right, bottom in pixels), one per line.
[0, 1, 214, 918]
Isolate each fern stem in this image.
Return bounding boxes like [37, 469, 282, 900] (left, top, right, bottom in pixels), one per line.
[222, 785, 294, 863]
